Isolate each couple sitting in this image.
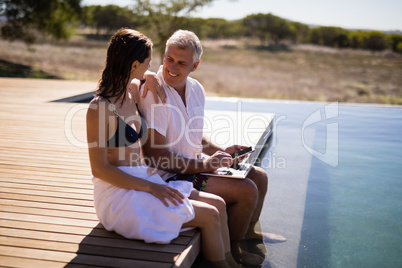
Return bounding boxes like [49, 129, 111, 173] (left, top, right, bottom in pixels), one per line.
[86, 28, 284, 268]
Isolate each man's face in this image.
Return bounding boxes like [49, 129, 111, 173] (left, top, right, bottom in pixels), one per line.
[163, 45, 198, 90]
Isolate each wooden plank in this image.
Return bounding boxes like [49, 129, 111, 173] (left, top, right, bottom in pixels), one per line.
[0, 205, 99, 221]
[0, 169, 93, 183]
[0, 149, 89, 162]
[0, 245, 172, 268]
[0, 256, 67, 268]
[0, 160, 90, 174]
[0, 199, 95, 214]
[0, 176, 93, 189]
[173, 231, 202, 268]
[0, 181, 93, 195]
[0, 192, 94, 207]
[0, 219, 98, 237]
[0, 236, 180, 263]
[0, 161, 90, 172]
[0, 164, 91, 178]
[0, 219, 194, 246]
[0, 212, 99, 228]
[0, 152, 89, 165]
[0, 181, 92, 194]
[0, 187, 93, 200]
[0, 230, 185, 256]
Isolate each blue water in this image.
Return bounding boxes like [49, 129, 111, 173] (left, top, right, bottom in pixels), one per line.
[206, 98, 402, 268]
[298, 104, 402, 268]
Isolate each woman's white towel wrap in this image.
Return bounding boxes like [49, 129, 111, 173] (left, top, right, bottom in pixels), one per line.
[92, 165, 195, 244]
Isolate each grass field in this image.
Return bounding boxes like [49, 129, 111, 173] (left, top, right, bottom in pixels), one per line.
[1, 37, 401, 104]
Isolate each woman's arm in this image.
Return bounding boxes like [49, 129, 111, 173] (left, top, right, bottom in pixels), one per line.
[137, 70, 166, 103]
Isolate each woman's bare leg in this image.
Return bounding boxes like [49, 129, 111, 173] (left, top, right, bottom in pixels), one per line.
[188, 191, 230, 252]
[183, 199, 228, 266]
[185, 191, 241, 268]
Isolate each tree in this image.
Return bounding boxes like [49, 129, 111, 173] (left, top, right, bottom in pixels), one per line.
[243, 13, 295, 46]
[269, 17, 294, 44]
[82, 5, 138, 36]
[308, 26, 350, 48]
[348, 31, 363, 49]
[388, 34, 402, 53]
[291, 22, 310, 43]
[243, 13, 273, 46]
[134, 0, 213, 58]
[190, 18, 243, 40]
[361, 31, 388, 52]
[397, 42, 402, 53]
[0, 0, 81, 44]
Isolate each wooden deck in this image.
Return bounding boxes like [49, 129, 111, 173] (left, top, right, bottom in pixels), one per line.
[0, 78, 200, 268]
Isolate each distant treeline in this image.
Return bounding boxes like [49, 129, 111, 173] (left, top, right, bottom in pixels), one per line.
[81, 5, 402, 53]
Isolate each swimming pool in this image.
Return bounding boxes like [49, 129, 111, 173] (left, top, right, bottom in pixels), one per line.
[205, 98, 402, 268]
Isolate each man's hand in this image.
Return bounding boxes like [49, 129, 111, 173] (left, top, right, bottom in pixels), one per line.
[203, 151, 233, 171]
[225, 145, 251, 166]
[141, 71, 166, 103]
[224, 145, 250, 156]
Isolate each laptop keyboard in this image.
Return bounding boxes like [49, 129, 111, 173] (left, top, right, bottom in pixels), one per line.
[237, 163, 247, 170]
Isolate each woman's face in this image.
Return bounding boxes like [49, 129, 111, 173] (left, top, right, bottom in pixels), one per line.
[133, 47, 152, 80]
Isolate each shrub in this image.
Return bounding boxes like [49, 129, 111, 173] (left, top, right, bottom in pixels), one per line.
[388, 34, 402, 53]
[361, 31, 388, 52]
[308, 26, 350, 48]
[397, 42, 402, 53]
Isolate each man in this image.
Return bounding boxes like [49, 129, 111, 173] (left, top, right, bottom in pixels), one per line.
[139, 30, 284, 266]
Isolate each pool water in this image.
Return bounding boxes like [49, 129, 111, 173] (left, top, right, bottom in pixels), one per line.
[205, 98, 402, 268]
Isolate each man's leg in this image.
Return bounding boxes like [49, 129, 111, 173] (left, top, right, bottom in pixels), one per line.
[204, 176, 264, 265]
[245, 166, 286, 242]
[244, 166, 267, 238]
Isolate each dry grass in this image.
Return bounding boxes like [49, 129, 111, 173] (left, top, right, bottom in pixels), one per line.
[197, 41, 402, 104]
[0, 37, 401, 104]
[0, 39, 107, 81]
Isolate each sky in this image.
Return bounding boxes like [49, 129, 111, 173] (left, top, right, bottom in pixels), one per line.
[82, 0, 402, 31]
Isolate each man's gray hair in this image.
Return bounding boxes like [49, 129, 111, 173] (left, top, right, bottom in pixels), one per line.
[166, 30, 203, 63]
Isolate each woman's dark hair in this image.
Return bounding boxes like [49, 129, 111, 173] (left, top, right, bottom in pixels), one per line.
[95, 28, 152, 104]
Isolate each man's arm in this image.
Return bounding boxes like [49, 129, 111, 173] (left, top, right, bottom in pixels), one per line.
[143, 129, 233, 174]
[202, 135, 225, 156]
[202, 135, 249, 157]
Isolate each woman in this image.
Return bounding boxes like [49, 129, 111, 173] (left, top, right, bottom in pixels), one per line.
[86, 28, 240, 268]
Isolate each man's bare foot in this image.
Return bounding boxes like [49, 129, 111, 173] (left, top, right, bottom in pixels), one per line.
[232, 248, 264, 267]
[244, 231, 286, 243]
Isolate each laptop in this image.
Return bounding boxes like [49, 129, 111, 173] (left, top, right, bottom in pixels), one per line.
[201, 162, 254, 179]
[200, 114, 274, 179]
